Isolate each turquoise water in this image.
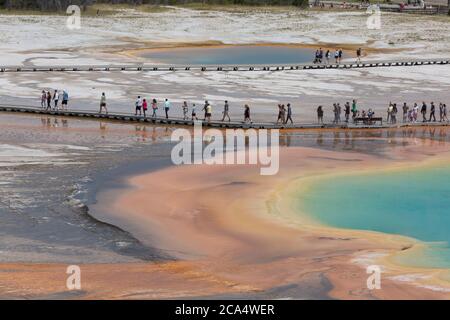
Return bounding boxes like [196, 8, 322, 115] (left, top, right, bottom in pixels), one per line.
[301, 165, 450, 269]
[143, 45, 319, 65]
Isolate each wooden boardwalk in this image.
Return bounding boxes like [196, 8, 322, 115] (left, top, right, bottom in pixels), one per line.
[316, 1, 449, 15]
[1, 104, 450, 130]
[0, 58, 449, 73]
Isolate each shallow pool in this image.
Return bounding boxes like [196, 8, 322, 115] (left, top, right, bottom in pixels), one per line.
[300, 165, 450, 269]
[142, 45, 324, 65]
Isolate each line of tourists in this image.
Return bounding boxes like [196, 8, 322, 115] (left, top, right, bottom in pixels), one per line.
[40, 89, 69, 110]
[131, 95, 162, 118]
[98, 94, 254, 124]
[39, 90, 449, 127]
[313, 48, 362, 64]
[317, 100, 359, 124]
[393, 101, 448, 124]
[316, 100, 449, 125]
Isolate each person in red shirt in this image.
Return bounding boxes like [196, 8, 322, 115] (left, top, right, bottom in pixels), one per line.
[142, 99, 148, 117]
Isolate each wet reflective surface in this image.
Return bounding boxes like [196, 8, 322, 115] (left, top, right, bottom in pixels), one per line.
[1, 113, 450, 264]
[303, 164, 450, 269]
[143, 45, 318, 65]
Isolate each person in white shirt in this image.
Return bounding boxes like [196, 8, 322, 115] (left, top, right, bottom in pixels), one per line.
[52, 90, 59, 110]
[164, 99, 171, 119]
[135, 96, 142, 116]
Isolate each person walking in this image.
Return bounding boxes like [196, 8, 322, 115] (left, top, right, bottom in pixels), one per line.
[61, 90, 69, 110]
[164, 99, 171, 119]
[314, 49, 320, 64]
[276, 104, 284, 124]
[142, 98, 148, 117]
[443, 104, 448, 122]
[338, 48, 343, 63]
[205, 103, 212, 123]
[429, 101, 436, 122]
[99, 92, 107, 114]
[317, 105, 324, 124]
[325, 50, 331, 64]
[421, 102, 427, 122]
[356, 48, 362, 63]
[407, 108, 413, 122]
[285, 103, 293, 124]
[182, 101, 189, 120]
[135, 96, 142, 116]
[413, 103, 419, 122]
[191, 103, 198, 121]
[334, 49, 339, 64]
[40, 90, 46, 108]
[52, 89, 59, 110]
[387, 102, 392, 124]
[344, 102, 350, 122]
[391, 103, 397, 124]
[280, 104, 286, 124]
[402, 102, 409, 122]
[151, 99, 158, 117]
[337, 103, 342, 123]
[351, 99, 358, 121]
[46, 91, 52, 110]
[333, 103, 339, 124]
[203, 100, 209, 120]
[244, 104, 251, 123]
[221, 100, 230, 122]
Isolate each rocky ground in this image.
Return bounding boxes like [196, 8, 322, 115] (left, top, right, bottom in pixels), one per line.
[1, 6, 450, 122]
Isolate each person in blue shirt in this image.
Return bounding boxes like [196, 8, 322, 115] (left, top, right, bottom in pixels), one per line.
[61, 90, 69, 110]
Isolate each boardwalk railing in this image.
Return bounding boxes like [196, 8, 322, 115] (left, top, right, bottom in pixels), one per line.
[1, 104, 450, 130]
[1, 58, 449, 73]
